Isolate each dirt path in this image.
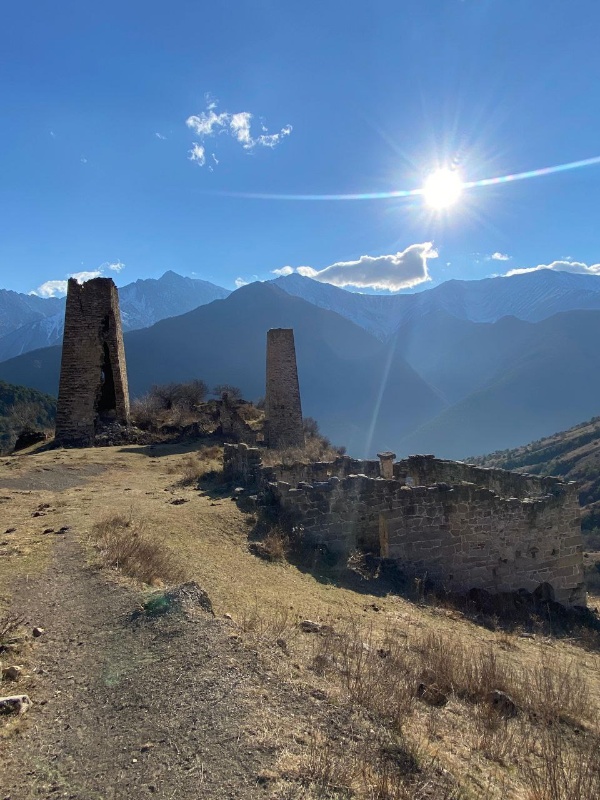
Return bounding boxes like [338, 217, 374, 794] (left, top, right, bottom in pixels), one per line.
[1, 534, 322, 799]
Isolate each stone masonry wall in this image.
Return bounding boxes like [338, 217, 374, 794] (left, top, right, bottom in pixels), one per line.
[55, 277, 130, 446]
[265, 328, 304, 449]
[223, 444, 586, 607]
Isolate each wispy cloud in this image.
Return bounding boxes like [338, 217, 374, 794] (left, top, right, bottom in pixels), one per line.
[234, 277, 248, 288]
[271, 266, 294, 277]
[155, 132, 167, 140]
[186, 96, 292, 168]
[506, 259, 600, 277]
[189, 143, 206, 167]
[102, 260, 125, 273]
[490, 252, 511, 261]
[31, 263, 125, 297]
[277, 243, 438, 292]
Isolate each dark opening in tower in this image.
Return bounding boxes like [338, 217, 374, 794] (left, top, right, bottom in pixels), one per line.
[98, 342, 117, 420]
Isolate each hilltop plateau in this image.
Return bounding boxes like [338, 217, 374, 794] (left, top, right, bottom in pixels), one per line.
[1, 439, 600, 799]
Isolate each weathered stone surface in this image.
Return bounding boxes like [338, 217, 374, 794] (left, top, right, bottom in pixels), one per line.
[0, 694, 31, 715]
[265, 328, 304, 449]
[55, 277, 130, 447]
[223, 444, 587, 608]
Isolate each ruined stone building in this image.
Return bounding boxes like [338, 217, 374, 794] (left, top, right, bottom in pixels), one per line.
[55, 278, 130, 446]
[265, 328, 304, 449]
[224, 444, 586, 607]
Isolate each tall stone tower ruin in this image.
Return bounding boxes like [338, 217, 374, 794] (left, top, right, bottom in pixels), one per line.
[55, 277, 130, 446]
[265, 328, 304, 449]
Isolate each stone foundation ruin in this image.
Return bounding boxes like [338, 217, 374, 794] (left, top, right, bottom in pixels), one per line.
[265, 328, 304, 449]
[55, 277, 130, 446]
[224, 444, 586, 608]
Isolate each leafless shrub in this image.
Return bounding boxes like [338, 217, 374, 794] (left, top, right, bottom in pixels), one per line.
[523, 723, 600, 800]
[238, 598, 295, 646]
[0, 613, 24, 651]
[213, 383, 243, 401]
[262, 436, 345, 467]
[313, 620, 416, 733]
[415, 630, 514, 704]
[177, 445, 223, 485]
[257, 527, 289, 562]
[90, 514, 188, 585]
[130, 393, 163, 428]
[300, 731, 356, 797]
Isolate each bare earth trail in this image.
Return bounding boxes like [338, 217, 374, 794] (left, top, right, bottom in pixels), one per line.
[4, 445, 600, 799]
[0, 448, 352, 800]
[2, 534, 289, 799]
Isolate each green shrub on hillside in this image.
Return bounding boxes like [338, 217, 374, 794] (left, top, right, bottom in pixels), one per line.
[0, 380, 56, 453]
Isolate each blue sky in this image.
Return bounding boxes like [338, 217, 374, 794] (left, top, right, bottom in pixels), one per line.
[2, 0, 600, 296]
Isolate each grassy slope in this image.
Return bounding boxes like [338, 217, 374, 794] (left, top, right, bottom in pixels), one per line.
[471, 415, 600, 536]
[1, 443, 600, 798]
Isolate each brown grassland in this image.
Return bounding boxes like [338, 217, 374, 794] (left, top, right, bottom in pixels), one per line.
[1, 440, 600, 798]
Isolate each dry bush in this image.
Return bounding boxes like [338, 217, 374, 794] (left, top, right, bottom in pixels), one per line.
[257, 527, 289, 562]
[523, 724, 600, 800]
[262, 436, 345, 467]
[130, 393, 162, 428]
[313, 620, 416, 733]
[90, 514, 188, 585]
[0, 613, 24, 650]
[415, 630, 515, 704]
[300, 731, 356, 797]
[238, 598, 296, 646]
[177, 445, 223, 485]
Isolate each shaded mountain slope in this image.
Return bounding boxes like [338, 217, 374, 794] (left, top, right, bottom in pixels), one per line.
[399, 310, 600, 459]
[0, 272, 229, 362]
[471, 416, 600, 535]
[0, 282, 444, 457]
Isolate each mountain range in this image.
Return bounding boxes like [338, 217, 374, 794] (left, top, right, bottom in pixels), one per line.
[0, 271, 230, 362]
[2, 268, 600, 458]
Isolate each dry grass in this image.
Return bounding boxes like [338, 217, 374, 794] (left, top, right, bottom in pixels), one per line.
[174, 445, 223, 485]
[261, 436, 344, 467]
[0, 612, 24, 651]
[4, 443, 600, 799]
[90, 513, 189, 585]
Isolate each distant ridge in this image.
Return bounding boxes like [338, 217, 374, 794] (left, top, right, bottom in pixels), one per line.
[0, 281, 444, 457]
[274, 269, 600, 339]
[0, 272, 230, 362]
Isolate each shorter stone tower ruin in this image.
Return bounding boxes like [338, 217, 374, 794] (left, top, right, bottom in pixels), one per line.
[265, 328, 304, 449]
[55, 277, 130, 446]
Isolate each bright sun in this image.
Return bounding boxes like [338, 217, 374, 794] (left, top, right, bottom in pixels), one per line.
[422, 168, 463, 209]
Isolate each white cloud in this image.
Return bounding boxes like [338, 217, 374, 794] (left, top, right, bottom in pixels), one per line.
[101, 260, 125, 273]
[70, 270, 103, 283]
[155, 132, 167, 140]
[491, 252, 511, 261]
[186, 98, 292, 167]
[505, 260, 600, 277]
[188, 143, 206, 166]
[34, 280, 69, 298]
[31, 266, 119, 297]
[271, 266, 294, 277]
[80, 157, 88, 164]
[234, 277, 248, 288]
[291, 243, 438, 292]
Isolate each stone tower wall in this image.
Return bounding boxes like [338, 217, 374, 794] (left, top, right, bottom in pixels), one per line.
[222, 444, 586, 607]
[265, 328, 304, 449]
[55, 278, 130, 446]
